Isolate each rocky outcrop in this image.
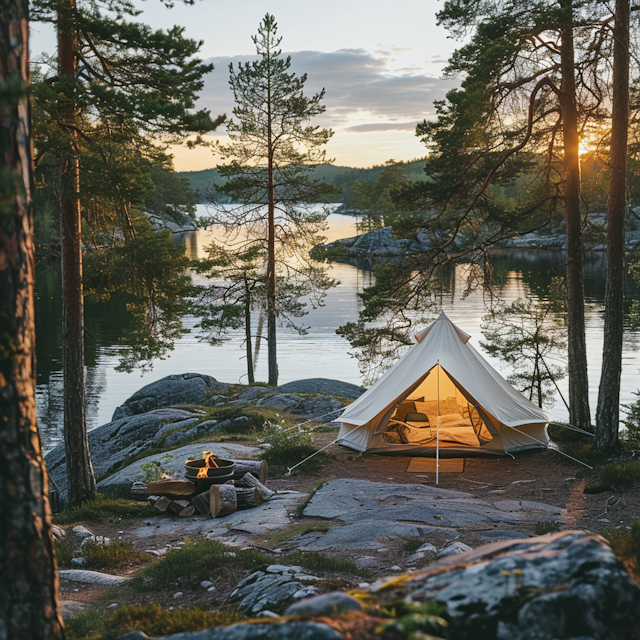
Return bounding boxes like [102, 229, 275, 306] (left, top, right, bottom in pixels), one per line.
[145, 211, 197, 234]
[113, 373, 229, 420]
[367, 530, 640, 640]
[115, 531, 639, 640]
[299, 478, 564, 551]
[274, 378, 365, 400]
[45, 408, 195, 498]
[313, 227, 431, 259]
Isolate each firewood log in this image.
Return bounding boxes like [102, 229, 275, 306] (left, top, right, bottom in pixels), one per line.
[237, 472, 275, 501]
[215, 485, 237, 517]
[229, 459, 268, 484]
[131, 482, 148, 500]
[168, 499, 195, 517]
[236, 487, 263, 509]
[192, 490, 212, 516]
[152, 496, 171, 513]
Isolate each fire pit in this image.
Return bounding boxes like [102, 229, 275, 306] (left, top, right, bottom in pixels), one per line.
[184, 452, 235, 481]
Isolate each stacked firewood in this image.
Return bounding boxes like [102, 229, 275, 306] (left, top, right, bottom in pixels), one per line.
[130, 459, 274, 519]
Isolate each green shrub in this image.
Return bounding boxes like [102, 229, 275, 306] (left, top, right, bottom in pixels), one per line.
[584, 461, 640, 493]
[54, 539, 74, 569]
[534, 520, 562, 535]
[140, 454, 176, 482]
[621, 393, 640, 446]
[53, 494, 154, 525]
[65, 603, 243, 640]
[129, 538, 268, 592]
[259, 425, 320, 472]
[605, 521, 640, 582]
[402, 539, 424, 553]
[83, 540, 152, 571]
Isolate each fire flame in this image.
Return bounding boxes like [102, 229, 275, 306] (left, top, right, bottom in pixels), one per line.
[196, 451, 219, 479]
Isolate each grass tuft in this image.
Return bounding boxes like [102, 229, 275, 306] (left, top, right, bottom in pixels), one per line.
[129, 538, 268, 592]
[54, 539, 74, 569]
[53, 494, 154, 525]
[534, 519, 562, 535]
[284, 551, 366, 577]
[259, 426, 322, 473]
[402, 539, 424, 553]
[65, 603, 243, 640]
[605, 521, 640, 583]
[83, 540, 153, 571]
[584, 461, 640, 494]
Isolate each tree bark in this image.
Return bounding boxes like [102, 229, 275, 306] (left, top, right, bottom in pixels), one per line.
[0, 0, 65, 634]
[559, 0, 591, 430]
[57, 0, 96, 506]
[596, 0, 629, 450]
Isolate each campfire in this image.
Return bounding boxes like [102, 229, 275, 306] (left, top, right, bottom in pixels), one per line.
[196, 451, 219, 479]
[132, 451, 274, 519]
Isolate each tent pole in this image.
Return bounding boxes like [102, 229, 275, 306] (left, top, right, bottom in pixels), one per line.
[436, 360, 440, 486]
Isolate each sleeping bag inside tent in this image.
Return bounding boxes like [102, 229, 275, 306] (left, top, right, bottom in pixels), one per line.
[337, 312, 549, 457]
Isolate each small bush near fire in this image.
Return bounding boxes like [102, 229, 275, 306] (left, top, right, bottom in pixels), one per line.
[65, 603, 243, 640]
[259, 425, 320, 472]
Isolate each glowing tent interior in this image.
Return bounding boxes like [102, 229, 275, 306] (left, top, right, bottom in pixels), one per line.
[337, 312, 549, 457]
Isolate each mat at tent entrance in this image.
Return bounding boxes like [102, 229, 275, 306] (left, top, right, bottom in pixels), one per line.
[406, 458, 465, 473]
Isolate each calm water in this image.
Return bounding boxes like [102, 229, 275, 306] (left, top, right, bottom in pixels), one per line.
[35, 206, 640, 452]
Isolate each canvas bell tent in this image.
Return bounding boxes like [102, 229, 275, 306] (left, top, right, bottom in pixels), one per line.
[337, 312, 549, 457]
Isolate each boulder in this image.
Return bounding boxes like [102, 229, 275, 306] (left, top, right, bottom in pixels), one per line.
[116, 622, 344, 640]
[96, 441, 260, 494]
[348, 227, 410, 257]
[153, 418, 200, 444]
[58, 570, 130, 586]
[367, 531, 640, 640]
[299, 396, 344, 419]
[237, 387, 271, 402]
[45, 408, 194, 499]
[437, 541, 473, 557]
[256, 394, 304, 411]
[229, 570, 304, 615]
[112, 373, 228, 420]
[284, 592, 362, 618]
[274, 379, 365, 400]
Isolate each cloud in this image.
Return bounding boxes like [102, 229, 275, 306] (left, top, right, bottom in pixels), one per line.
[198, 48, 457, 132]
[346, 122, 418, 132]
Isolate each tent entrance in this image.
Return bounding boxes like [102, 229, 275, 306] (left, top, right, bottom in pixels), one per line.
[380, 364, 495, 450]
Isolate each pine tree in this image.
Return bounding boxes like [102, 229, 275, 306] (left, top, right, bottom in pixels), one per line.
[32, 0, 223, 505]
[0, 0, 64, 633]
[214, 13, 339, 386]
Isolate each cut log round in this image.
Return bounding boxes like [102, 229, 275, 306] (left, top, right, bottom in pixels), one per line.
[131, 482, 148, 500]
[152, 496, 171, 513]
[230, 459, 268, 484]
[168, 499, 195, 517]
[237, 472, 275, 501]
[216, 484, 237, 517]
[192, 490, 211, 516]
[236, 487, 263, 509]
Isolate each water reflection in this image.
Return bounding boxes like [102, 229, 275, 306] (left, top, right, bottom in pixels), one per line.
[34, 210, 640, 452]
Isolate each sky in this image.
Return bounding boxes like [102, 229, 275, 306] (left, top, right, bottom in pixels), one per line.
[31, 0, 461, 170]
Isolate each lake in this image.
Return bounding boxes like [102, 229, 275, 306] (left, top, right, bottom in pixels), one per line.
[35, 205, 640, 452]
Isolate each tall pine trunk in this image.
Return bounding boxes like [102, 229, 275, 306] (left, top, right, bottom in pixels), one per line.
[559, 0, 591, 430]
[244, 278, 255, 384]
[58, 0, 96, 505]
[596, 0, 629, 449]
[266, 61, 278, 387]
[0, 0, 65, 634]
